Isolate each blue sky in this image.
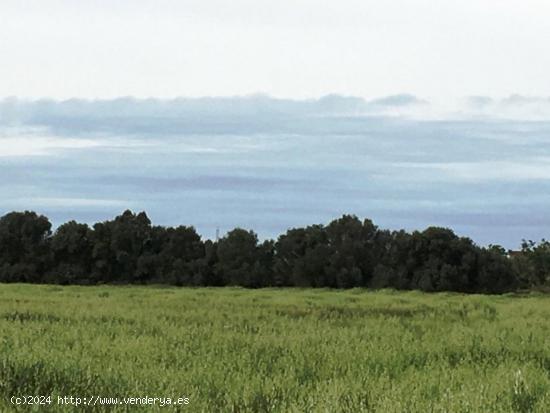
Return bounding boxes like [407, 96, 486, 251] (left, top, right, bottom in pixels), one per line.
[2, 96, 550, 248]
[1, 1, 550, 247]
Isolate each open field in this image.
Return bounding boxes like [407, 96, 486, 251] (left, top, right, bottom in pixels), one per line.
[1, 285, 550, 412]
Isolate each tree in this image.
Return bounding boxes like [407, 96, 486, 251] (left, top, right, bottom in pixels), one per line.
[0, 209, 528, 292]
[477, 247, 519, 293]
[216, 228, 267, 287]
[399, 227, 477, 292]
[518, 239, 550, 285]
[158, 225, 205, 285]
[91, 210, 153, 283]
[325, 215, 382, 287]
[371, 230, 412, 289]
[0, 211, 52, 282]
[49, 221, 93, 283]
[274, 225, 330, 287]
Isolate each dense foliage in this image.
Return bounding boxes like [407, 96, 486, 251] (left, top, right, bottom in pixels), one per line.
[0, 210, 546, 293]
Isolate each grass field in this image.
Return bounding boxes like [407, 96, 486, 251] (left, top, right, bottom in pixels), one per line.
[1, 285, 550, 412]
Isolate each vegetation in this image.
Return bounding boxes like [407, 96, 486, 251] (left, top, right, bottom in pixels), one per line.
[1, 284, 550, 412]
[0, 210, 534, 292]
[1, 210, 548, 293]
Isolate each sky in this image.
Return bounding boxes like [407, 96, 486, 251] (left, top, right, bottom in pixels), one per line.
[1, 0, 550, 100]
[2, 1, 550, 248]
[2, 96, 550, 248]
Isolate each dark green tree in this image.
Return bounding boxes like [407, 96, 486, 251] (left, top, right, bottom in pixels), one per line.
[49, 221, 93, 283]
[0, 211, 52, 282]
[216, 228, 267, 287]
[274, 224, 330, 287]
[477, 246, 519, 293]
[91, 210, 153, 282]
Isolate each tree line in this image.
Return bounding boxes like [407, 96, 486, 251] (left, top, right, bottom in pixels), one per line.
[0, 210, 548, 293]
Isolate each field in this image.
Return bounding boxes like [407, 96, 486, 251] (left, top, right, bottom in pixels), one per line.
[1, 285, 550, 412]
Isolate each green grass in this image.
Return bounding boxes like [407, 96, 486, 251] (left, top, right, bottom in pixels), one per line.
[1, 284, 550, 412]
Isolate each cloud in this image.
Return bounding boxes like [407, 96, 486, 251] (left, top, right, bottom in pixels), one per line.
[461, 94, 550, 120]
[0, 95, 436, 137]
[391, 159, 550, 182]
[465, 96, 494, 107]
[369, 94, 427, 107]
[0, 126, 154, 157]
[1, 98, 550, 248]
[0, 128, 102, 156]
[0, 197, 127, 209]
[7, 93, 550, 138]
[502, 95, 550, 106]
[316, 94, 369, 114]
[96, 175, 318, 193]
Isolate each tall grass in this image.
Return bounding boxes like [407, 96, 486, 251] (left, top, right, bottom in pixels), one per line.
[0, 284, 549, 412]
